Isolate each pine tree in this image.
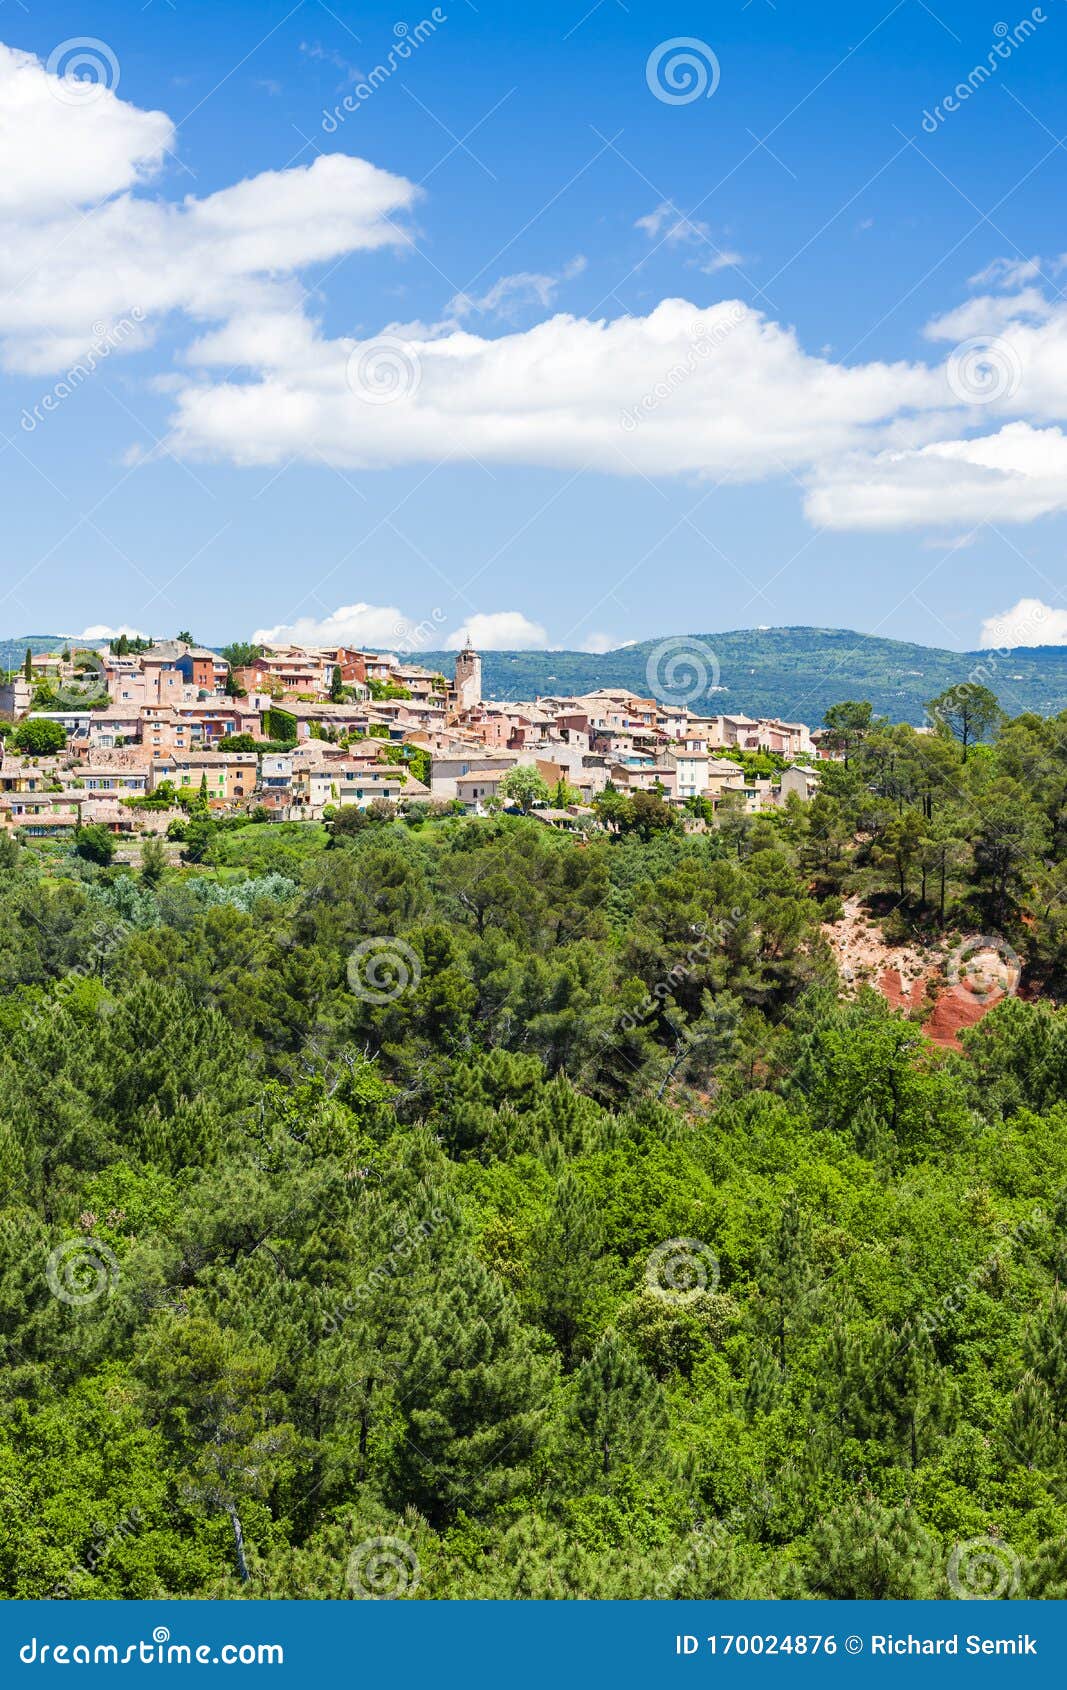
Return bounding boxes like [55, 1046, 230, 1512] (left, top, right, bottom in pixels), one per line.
[743, 1342, 785, 1416]
[390, 1252, 557, 1522]
[139, 837, 166, 889]
[563, 1329, 667, 1479]
[670, 1526, 768, 1600]
[853, 1096, 897, 1168]
[1021, 1537, 1067, 1599]
[799, 1499, 940, 1598]
[22, 648, 31, 683]
[751, 1192, 818, 1371]
[527, 1169, 604, 1365]
[854, 1320, 956, 1467]
[1025, 1291, 1067, 1420]
[136, 1313, 296, 1584]
[297, 1179, 448, 1503]
[1005, 1371, 1058, 1470]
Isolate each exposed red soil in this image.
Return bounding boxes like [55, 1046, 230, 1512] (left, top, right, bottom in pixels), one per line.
[877, 967, 926, 1014]
[925, 984, 1005, 1046]
[824, 897, 1011, 1049]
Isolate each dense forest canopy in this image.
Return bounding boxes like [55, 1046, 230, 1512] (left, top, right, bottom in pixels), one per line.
[2, 699, 1067, 1600]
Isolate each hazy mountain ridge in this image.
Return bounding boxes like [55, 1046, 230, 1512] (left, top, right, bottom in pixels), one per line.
[6, 627, 1067, 724]
[420, 627, 1067, 724]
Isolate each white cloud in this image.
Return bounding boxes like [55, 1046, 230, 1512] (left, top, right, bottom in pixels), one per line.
[969, 254, 1067, 290]
[445, 612, 548, 649]
[298, 40, 361, 86]
[580, 632, 625, 654]
[14, 37, 1067, 544]
[922, 288, 1051, 340]
[0, 41, 418, 372]
[635, 203, 712, 245]
[921, 532, 977, 551]
[806, 422, 1067, 530]
[979, 596, 1067, 648]
[699, 251, 745, 274]
[635, 202, 745, 273]
[449, 258, 586, 322]
[252, 602, 413, 648]
[0, 43, 171, 212]
[167, 298, 942, 477]
[251, 604, 550, 652]
[76, 622, 146, 641]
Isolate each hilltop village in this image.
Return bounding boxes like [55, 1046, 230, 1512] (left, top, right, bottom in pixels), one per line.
[0, 636, 825, 841]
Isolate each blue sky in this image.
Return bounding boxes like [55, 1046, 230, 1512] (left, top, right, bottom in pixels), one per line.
[3, 0, 1067, 652]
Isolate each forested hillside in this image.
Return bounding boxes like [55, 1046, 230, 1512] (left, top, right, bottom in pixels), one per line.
[2, 701, 1067, 1600]
[11, 627, 1067, 723]
[418, 628, 1067, 723]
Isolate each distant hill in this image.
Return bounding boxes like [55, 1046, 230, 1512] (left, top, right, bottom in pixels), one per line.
[6, 626, 1067, 726]
[0, 636, 69, 674]
[420, 627, 1067, 725]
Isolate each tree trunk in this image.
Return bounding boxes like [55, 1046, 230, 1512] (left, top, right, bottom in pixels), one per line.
[227, 1505, 250, 1584]
[358, 1411, 369, 1483]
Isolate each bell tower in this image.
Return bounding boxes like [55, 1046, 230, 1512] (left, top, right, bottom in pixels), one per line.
[454, 634, 482, 711]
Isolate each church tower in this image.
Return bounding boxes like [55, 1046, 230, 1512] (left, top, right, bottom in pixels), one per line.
[454, 635, 482, 711]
